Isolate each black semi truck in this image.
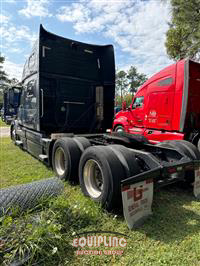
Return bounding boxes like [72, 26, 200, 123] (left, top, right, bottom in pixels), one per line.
[9, 25, 200, 228]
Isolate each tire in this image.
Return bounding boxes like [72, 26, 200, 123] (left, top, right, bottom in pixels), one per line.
[52, 137, 90, 181]
[73, 137, 91, 152]
[173, 140, 200, 160]
[158, 140, 200, 160]
[79, 145, 138, 210]
[114, 125, 124, 133]
[158, 140, 199, 185]
[10, 124, 16, 141]
[107, 145, 141, 178]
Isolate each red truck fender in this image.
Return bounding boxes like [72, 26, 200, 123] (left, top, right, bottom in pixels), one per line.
[113, 116, 129, 131]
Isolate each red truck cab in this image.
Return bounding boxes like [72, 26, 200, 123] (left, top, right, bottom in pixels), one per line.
[113, 59, 200, 146]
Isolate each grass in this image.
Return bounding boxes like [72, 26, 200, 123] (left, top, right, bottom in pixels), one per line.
[1, 138, 200, 265]
[0, 119, 9, 127]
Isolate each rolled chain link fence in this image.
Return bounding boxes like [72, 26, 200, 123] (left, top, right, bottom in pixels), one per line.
[0, 177, 64, 215]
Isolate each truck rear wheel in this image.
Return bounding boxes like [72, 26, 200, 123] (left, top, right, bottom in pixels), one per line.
[79, 145, 141, 210]
[107, 144, 141, 178]
[158, 140, 200, 160]
[158, 140, 200, 185]
[172, 140, 200, 160]
[52, 137, 90, 181]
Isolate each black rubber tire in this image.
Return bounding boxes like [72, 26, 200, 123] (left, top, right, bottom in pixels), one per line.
[10, 124, 16, 142]
[79, 145, 130, 211]
[0, 178, 64, 215]
[114, 125, 124, 132]
[73, 137, 91, 152]
[158, 140, 200, 160]
[52, 138, 81, 181]
[107, 145, 141, 178]
[157, 140, 199, 185]
[172, 140, 200, 160]
[52, 137, 91, 181]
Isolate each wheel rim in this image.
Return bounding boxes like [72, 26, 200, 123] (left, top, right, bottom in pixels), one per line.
[83, 159, 103, 198]
[116, 127, 124, 132]
[54, 147, 66, 176]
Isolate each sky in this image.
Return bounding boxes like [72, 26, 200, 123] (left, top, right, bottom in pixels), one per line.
[0, 0, 173, 81]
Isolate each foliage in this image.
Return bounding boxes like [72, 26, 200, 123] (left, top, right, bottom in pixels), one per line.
[115, 66, 147, 106]
[115, 70, 128, 99]
[115, 94, 133, 107]
[0, 54, 9, 86]
[127, 66, 147, 94]
[165, 0, 200, 60]
[9, 78, 20, 86]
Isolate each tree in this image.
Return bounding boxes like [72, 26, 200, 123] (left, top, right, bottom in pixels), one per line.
[10, 78, 20, 86]
[115, 67, 147, 106]
[165, 0, 200, 60]
[0, 54, 9, 85]
[127, 66, 147, 95]
[115, 70, 128, 100]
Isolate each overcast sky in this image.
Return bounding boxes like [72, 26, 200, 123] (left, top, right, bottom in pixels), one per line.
[0, 0, 173, 80]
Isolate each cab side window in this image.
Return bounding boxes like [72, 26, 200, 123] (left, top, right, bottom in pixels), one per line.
[23, 80, 37, 128]
[132, 96, 144, 109]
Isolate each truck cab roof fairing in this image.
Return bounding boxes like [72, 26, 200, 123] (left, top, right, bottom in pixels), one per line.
[21, 24, 115, 85]
[38, 25, 115, 84]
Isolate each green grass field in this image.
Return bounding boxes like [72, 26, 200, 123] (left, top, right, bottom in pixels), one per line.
[1, 138, 200, 265]
[0, 119, 9, 127]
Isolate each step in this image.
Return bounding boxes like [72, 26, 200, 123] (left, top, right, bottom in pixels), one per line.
[41, 138, 51, 143]
[15, 140, 23, 146]
[39, 154, 48, 162]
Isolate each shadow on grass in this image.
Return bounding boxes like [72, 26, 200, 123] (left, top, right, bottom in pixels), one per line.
[137, 184, 200, 243]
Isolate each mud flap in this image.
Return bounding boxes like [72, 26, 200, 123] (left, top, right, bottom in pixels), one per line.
[194, 168, 200, 199]
[121, 179, 154, 229]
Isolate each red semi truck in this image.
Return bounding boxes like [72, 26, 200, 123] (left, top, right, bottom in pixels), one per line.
[113, 59, 200, 147]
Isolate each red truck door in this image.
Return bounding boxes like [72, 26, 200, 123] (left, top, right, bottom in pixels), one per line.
[145, 77, 175, 131]
[128, 88, 146, 135]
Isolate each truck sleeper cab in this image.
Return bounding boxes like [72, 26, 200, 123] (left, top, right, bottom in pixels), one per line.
[113, 59, 200, 147]
[10, 26, 200, 228]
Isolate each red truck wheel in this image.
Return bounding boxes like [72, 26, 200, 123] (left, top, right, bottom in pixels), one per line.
[114, 125, 124, 132]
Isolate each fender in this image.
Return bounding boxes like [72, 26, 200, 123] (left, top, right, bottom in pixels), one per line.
[113, 116, 130, 131]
